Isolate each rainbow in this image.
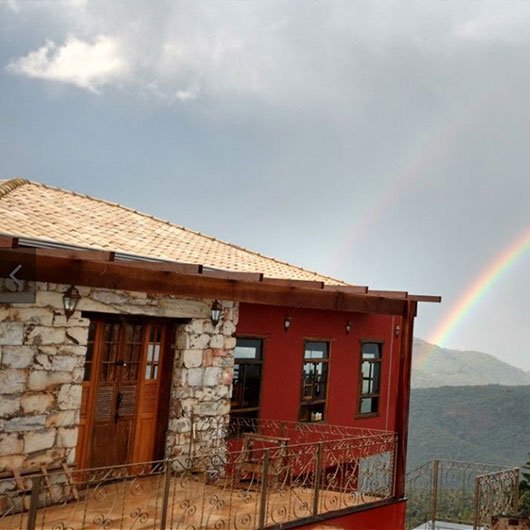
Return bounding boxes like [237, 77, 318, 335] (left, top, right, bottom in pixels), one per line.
[326, 92, 492, 276]
[428, 227, 530, 349]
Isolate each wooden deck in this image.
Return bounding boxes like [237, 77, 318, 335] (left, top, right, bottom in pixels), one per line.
[0, 474, 382, 530]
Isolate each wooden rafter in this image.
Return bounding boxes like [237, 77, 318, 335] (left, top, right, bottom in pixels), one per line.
[0, 247, 440, 315]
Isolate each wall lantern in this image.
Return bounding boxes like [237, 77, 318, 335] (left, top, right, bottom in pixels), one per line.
[395, 325, 401, 337]
[63, 285, 81, 320]
[210, 300, 222, 327]
[284, 315, 291, 331]
[345, 320, 352, 335]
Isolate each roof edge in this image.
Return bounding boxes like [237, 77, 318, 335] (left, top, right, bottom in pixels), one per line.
[20, 179, 350, 286]
[0, 178, 30, 200]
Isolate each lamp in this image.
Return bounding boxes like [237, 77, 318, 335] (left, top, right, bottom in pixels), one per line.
[63, 285, 81, 320]
[284, 315, 291, 331]
[210, 300, 222, 327]
[345, 320, 352, 334]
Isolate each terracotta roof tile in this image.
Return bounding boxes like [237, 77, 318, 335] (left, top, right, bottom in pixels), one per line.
[0, 179, 348, 285]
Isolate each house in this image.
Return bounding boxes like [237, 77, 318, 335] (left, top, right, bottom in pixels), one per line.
[0, 178, 440, 530]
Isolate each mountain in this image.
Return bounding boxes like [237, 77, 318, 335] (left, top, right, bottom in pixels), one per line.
[408, 385, 530, 471]
[412, 338, 530, 388]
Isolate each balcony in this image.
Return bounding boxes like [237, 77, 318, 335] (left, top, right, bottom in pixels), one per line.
[405, 459, 520, 530]
[0, 418, 397, 530]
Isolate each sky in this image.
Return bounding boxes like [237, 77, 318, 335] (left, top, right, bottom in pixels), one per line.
[1, 1, 530, 370]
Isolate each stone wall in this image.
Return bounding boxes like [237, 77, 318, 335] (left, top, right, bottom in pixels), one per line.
[0, 281, 238, 473]
[166, 301, 238, 461]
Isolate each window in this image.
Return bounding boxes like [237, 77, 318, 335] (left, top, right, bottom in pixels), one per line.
[145, 325, 162, 380]
[83, 321, 97, 381]
[230, 338, 263, 420]
[358, 342, 382, 415]
[300, 341, 329, 422]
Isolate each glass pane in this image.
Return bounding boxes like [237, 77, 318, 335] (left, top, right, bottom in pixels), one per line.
[83, 363, 92, 382]
[372, 363, 380, 393]
[124, 324, 133, 343]
[129, 363, 138, 380]
[87, 321, 97, 342]
[362, 378, 372, 394]
[153, 345, 160, 362]
[362, 342, 381, 359]
[234, 338, 262, 359]
[360, 398, 373, 414]
[242, 364, 261, 408]
[147, 344, 154, 362]
[153, 365, 158, 379]
[133, 325, 143, 343]
[305, 341, 328, 359]
[111, 323, 120, 342]
[361, 360, 373, 378]
[85, 342, 94, 364]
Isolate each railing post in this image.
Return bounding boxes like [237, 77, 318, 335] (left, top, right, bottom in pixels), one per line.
[312, 442, 323, 517]
[159, 460, 172, 530]
[431, 459, 439, 529]
[189, 414, 195, 463]
[26, 475, 40, 530]
[473, 475, 480, 530]
[514, 468, 520, 515]
[258, 450, 270, 529]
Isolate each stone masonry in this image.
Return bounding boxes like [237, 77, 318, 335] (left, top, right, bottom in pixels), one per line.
[166, 301, 238, 462]
[0, 281, 238, 473]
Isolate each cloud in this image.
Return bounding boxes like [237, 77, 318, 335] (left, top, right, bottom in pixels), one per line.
[7, 35, 127, 92]
[5, 1, 530, 105]
[455, 8, 530, 43]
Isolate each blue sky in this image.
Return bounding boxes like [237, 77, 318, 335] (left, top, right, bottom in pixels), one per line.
[2, 1, 530, 369]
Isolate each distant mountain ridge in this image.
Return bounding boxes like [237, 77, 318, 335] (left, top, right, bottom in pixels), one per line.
[412, 338, 530, 388]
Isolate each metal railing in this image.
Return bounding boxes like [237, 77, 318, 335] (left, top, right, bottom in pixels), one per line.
[405, 459, 520, 530]
[0, 420, 397, 530]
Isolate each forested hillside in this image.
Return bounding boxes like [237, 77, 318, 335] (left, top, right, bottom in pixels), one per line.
[407, 385, 530, 471]
[412, 338, 530, 388]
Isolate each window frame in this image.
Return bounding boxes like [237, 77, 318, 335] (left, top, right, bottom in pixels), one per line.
[356, 340, 384, 418]
[230, 336, 265, 420]
[299, 339, 331, 423]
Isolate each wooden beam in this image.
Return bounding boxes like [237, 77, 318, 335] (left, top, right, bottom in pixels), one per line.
[23, 247, 115, 262]
[367, 290, 408, 298]
[322, 285, 368, 294]
[0, 236, 18, 248]
[114, 258, 201, 275]
[407, 294, 442, 303]
[0, 249, 409, 316]
[261, 278, 325, 290]
[394, 301, 417, 498]
[201, 269, 263, 282]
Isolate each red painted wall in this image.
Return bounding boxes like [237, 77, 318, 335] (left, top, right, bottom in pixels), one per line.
[236, 303, 404, 433]
[302, 500, 406, 529]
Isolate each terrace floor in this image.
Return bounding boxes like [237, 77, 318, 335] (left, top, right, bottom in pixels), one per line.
[0, 474, 383, 530]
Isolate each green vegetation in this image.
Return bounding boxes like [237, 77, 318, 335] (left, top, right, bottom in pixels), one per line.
[408, 385, 530, 471]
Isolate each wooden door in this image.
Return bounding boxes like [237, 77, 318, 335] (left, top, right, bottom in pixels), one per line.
[89, 321, 144, 468]
[77, 317, 173, 470]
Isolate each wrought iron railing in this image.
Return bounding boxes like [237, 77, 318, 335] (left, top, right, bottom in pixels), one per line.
[0, 420, 397, 530]
[405, 459, 520, 530]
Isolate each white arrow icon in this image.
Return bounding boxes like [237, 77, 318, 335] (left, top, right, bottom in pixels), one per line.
[9, 265, 22, 290]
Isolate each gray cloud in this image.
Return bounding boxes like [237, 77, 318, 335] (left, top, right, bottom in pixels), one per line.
[2, 1, 530, 368]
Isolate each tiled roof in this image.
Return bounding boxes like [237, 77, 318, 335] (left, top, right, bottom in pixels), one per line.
[0, 179, 347, 285]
